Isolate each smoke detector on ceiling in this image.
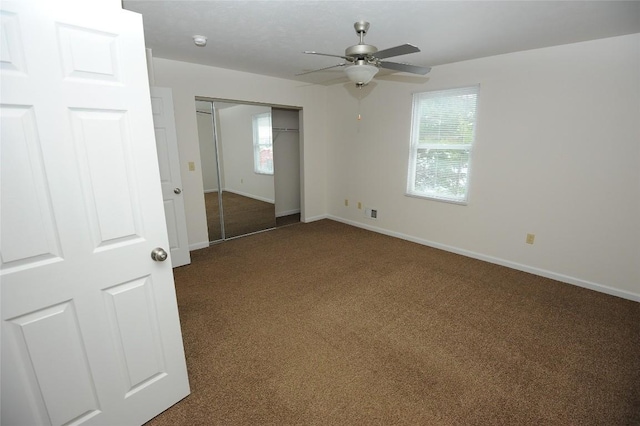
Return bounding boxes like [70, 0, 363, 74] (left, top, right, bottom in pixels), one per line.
[193, 35, 207, 47]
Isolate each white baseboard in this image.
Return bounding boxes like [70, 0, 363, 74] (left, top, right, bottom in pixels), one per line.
[327, 215, 640, 302]
[204, 189, 219, 194]
[224, 188, 274, 204]
[276, 208, 301, 218]
[303, 214, 328, 223]
[189, 240, 210, 251]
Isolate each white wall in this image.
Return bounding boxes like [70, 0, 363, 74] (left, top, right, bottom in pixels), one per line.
[218, 104, 274, 202]
[151, 35, 638, 300]
[152, 58, 328, 249]
[326, 34, 640, 300]
[273, 108, 301, 217]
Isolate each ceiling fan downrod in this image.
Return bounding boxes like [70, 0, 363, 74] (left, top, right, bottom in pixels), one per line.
[345, 21, 378, 59]
[354, 21, 369, 43]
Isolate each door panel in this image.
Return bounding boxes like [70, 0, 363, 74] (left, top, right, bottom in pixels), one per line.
[0, 2, 189, 425]
[70, 108, 143, 247]
[57, 23, 120, 83]
[1, 10, 27, 74]
[7, 302, 101, 426]
[151, 87, 191, 267]
[1, 106, 62, 268]
[103, 277, 167, 395]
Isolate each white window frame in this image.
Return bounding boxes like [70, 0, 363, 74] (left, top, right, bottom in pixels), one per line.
[406, 85, 479, 204]
[252, 112, 273, 175]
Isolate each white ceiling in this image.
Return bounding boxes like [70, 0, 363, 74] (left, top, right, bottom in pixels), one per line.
[123, 1, 640, 86]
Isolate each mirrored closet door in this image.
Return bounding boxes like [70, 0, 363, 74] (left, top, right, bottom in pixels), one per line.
[195, 101, 224, 241]
[196, 100, 301, 243]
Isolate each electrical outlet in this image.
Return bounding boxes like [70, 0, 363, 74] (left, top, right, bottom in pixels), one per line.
[526, 233, 535, 244]
[365, 208, 378, 219]
[357, 201, 362, 209]
[188, 161, 195, 171]
[344, 199, 349, 207]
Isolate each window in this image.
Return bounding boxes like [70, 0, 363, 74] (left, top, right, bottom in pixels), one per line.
[407, 85, 479, 204]
[252, 112, 273, 175]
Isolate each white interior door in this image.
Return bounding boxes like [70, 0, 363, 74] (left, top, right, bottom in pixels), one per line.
[0, 1, 190, 425]
[150, 87, 191, 267]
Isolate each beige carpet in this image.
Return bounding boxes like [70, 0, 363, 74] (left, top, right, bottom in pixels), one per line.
[147, 220, 640, 425]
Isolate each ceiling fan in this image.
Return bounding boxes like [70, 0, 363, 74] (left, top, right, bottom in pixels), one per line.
[300, 21, 431, 87]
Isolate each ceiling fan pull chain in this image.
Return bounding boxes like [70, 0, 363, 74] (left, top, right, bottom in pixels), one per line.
[356, 86, 364, 137]
[357, 85, 362, 121]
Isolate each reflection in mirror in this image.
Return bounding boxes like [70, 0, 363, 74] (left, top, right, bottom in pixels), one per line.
[195, 101, 223, 242]
[198, 100, 289, 242]
[197, 99, 302, 243]
[217, 104, 276, 238]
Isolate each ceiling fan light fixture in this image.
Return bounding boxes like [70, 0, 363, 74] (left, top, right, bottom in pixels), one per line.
[344, 64, 379, 85]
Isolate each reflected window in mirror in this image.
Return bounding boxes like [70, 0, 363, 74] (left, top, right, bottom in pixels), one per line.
[252, 112, 273, 175]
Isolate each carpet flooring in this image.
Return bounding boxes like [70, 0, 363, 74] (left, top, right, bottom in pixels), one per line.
[146, 220, 640, 425]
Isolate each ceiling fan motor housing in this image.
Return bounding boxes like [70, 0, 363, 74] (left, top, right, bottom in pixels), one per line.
[345, 43, 378, 59]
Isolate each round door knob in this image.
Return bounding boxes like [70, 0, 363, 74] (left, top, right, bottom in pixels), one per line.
[151, 247, 168, 262]
[174, 188, 182, 194]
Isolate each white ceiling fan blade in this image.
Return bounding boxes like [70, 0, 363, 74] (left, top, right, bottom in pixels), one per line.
[296, 63, 346, 76]
[374, 43, 420, 59]
[379, 61, 431, 75]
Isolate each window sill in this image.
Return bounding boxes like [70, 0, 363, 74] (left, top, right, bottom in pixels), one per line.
[404, 192, 468, 206]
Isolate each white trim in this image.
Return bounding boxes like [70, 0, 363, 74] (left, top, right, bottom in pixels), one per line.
[327, 215, 640, 302]
[204, 189, 219, 194]
[404, 192, 468, 206]
[276, 208, 301, 218]
[223, 188, 274, 204]
[303, 214, 328, 223]
[189, 240, 210, 251]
